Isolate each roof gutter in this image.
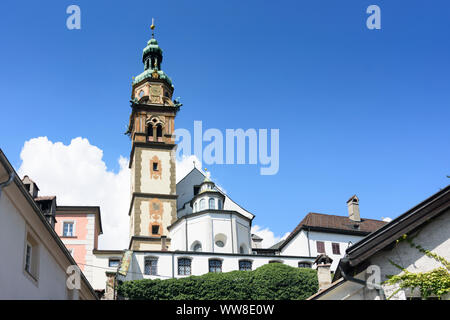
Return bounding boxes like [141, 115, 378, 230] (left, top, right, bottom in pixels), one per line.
[0, 171, 15, 199]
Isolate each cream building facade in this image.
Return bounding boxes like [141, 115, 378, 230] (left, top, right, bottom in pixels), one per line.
[0, 150, 97, 300]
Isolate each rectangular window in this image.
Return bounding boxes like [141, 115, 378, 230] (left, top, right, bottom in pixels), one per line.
[239, 260, 252, 271]
[24, 232, 39, 281]
[178, 258, 191, 275]
[298, 262, 312, 268]
[209, 259, 222, 273]
[151, 225, 159, 235]
[63, 222, 74, 237]
[144, 258, 158, 275]
[109, 259, 120, 268]
[25, 243, 32, 273]
[316, 241, 325, 254]
[332, 242, 340, 255]
[152, 162, 158, 171]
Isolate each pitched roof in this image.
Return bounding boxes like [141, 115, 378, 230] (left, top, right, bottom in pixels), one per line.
[311, 185, 450, 298]
[278, 212, 387, 250]
[337, 184, 450, 273]
[269, 240, 284, 250]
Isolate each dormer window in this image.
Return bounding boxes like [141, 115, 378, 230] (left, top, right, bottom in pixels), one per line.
[209, 198, 215, 209]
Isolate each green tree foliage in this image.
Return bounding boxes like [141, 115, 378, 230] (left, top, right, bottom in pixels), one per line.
[118, 263, 318, 300]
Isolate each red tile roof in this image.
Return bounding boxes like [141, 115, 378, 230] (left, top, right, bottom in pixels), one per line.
[279, 212, 387, 250]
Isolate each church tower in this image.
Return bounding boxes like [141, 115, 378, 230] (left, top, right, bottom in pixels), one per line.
[126, 23, 181, 251]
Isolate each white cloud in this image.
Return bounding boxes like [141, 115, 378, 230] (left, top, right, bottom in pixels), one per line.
[382, 217, 392, 222]
[18, 137, 130, 250]
[17, 137, 209, 250]
[176, 154, 201, 183]
[251, 225, 290, 249]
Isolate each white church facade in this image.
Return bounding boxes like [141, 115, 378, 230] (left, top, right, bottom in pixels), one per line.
[94, 30, 387, 291]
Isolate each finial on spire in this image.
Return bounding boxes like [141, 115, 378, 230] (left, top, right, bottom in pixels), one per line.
[150, 18, 155, 38]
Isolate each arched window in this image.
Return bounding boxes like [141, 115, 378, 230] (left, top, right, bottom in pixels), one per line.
[178, 258, 191, 275]
[147, 124, 153, 137]
[239, 244, 247, 254]
[209, 259, 222, 273]
[209, 198, 215, 209]
[218, 199, 223, 210]
[156, 125, 163, 138]
[239, 260, 252, 271]
[298, 262, 312, 268]
[144, 257, 158, 275]
[192, 242, 202, 252]
[199, 199, 206, 210]
[193, 202, 197, 213]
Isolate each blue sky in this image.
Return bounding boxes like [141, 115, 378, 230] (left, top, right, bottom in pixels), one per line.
[1, 1, 449, 240]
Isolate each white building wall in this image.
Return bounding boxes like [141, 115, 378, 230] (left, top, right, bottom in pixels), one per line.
[280, 230, 364, 271]
[169, 212, 252, 254]
[0, 190, 78, 300]
[122, 251, 315, 282]
[91, 253, 123, 291]
[317, 210, 450, 300]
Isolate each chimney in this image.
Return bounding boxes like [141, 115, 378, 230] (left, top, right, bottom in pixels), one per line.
[314, 254, 333, 291]
[22, 175, 39, 198]
[347, 195, 360, 222]
[161, 235, 167, 251]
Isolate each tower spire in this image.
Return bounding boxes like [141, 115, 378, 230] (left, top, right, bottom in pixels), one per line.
[150, 18, 155, 39]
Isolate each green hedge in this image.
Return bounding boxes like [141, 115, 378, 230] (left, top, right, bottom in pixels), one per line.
[118, 263, 318, 300]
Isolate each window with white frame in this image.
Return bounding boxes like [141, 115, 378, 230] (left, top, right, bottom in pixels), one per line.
[24, 232, 39, 280]
[239, 260, 252, 271]
[209, 198, 215, 209]
[63, 221, 74, 237]
[178, 258, 191, 275]
[144, 257, 158, 275]
[109, 258, 120, 268]
[332, 242, 340, 255]
[200, 199, 206, 210]
[209, 259, 222, 273]
[316, 241, 325, 254]
[298, 262, 312, 268]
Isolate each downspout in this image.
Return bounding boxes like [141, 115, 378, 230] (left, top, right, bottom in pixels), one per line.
[172, 252, 175, 278]
[307, 227, 311, 257]
[339, 258, 386, 300]
[0, 172, 15, 199]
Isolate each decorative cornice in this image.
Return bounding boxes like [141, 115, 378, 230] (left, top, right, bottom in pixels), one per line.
[128, 192, 178, 216]
[129, 141, 177, 169]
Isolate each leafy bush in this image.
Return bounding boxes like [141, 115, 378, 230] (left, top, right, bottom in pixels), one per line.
[118, 263, 318, 300]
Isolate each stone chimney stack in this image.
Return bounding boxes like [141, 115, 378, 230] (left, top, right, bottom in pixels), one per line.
[22, 175, 39, 198]
[347, 195, 360, 222]
[314, 254, 333, 291]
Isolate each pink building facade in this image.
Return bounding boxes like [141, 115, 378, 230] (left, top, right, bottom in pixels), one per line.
[55, 206, 102, 284]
